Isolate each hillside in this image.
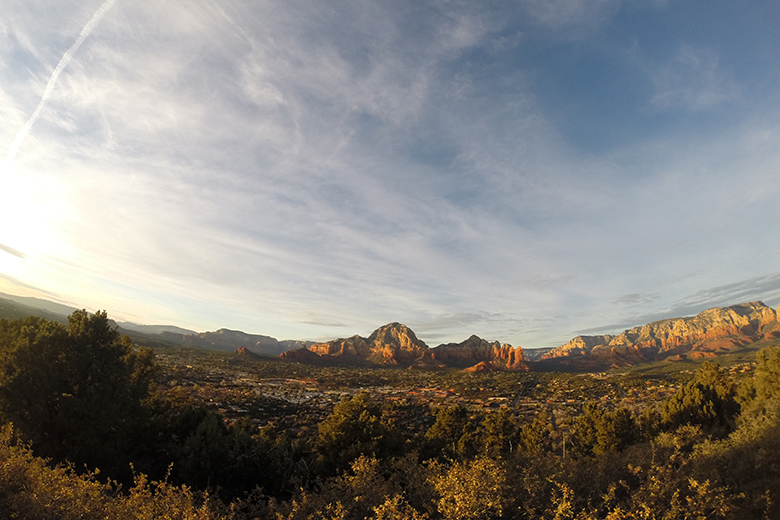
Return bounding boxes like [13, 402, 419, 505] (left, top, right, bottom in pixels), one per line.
[159, 328, 307, 356]
[0, 292, 306, 355]
[0, 296, 72, 324]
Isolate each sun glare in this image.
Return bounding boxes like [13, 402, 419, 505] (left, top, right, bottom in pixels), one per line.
[0, 160, 69, 287]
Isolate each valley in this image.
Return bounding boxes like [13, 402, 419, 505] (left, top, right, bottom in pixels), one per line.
[1, 295, 779, 519]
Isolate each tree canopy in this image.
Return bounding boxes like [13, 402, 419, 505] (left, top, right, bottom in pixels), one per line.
[0, 310, 156, 475]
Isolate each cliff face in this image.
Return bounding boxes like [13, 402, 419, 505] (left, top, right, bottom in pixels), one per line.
[432, 335, 525, 370]
[608, 301, 777, 353]
[290, 323, 525, 370]
[308, 335, 373, 358]
[540, 301, 779, 368]
[542, 335, 614, 359]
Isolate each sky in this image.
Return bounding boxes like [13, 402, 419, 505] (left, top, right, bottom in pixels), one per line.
[1, 0, 780, 349]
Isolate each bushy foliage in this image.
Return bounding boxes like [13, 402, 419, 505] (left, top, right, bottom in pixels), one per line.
[2, 310, 780, 519]
[571, 404, 637, 456]
[267, 455, 430, 520]
[431, 457, 510, 520]
[0, 311, 156, 478]
[423, 405, 479, 459]
[0, 424, 226, 520]
[316, 392, 404, 474]
[660, 361, 739, 435]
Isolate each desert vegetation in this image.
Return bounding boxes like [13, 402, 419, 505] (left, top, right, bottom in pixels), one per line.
[1, 311, 779, 519]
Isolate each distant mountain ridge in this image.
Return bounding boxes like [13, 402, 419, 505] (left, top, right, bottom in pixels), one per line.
[116, 322, 197, 336]
[282, 301, 780, 371]
[0, 295, 72, 324]
[2, 290, 778, 371]
[0, 292, 309, 355]
[160, 328, 308, 356]
[0, 293, 77, 318]
[538, 301, 780, 370]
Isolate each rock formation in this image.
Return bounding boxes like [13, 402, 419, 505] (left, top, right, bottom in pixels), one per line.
[539, 335, 614, 359]
[463, 361, 499, 372]
[539, 301, 779, 369]
[431, 335, 525, 370]
[307, 323, 430, 366]
[365, 323, 431, 364]
[308, 335, 374, 358]
[288, 323, 526, 370]
[280, 347, 329, 363]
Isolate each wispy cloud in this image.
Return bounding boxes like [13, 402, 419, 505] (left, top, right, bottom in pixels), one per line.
[522, 0, 622, 33]
[650, 45, 739, 111]
[0, 272, 59, 299]
[612, 292, 660, 306]
[2, 0, 780, 347]
[0, 243, 25, 259]
[575, 272, 780, 337]
[298, 317, 349, 329]
[6, 0, 118, 164]
[666, 272, 780, 313]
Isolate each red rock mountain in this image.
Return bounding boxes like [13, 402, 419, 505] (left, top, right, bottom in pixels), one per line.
[292, 323, 526, 370]
[432, 335, 525, 370]
[279, 346, 328, 363]
[539, 301, 780, 369]
[305, 323, 429, 366]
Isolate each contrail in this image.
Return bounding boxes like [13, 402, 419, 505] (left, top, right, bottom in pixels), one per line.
[6, 0, 118, 165]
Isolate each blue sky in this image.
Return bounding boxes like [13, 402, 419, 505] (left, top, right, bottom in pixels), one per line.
[1, 0, 780, 348]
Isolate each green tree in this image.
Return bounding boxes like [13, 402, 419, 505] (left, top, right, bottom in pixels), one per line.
[737, 346, 780, 418]
[316, 393, 403, 474]
[479, 407, 520, 457]
[571, 405, 637, 457]
[423, 405, 481, 459]
[517, 413, 553, 457]
[0, 311, 156, 477]
[570, 404, 601, 457]
[661, 362, 739, 435]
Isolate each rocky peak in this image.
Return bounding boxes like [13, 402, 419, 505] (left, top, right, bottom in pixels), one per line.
[305, 325, 427, 365]
[368, 322, 428, 350]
